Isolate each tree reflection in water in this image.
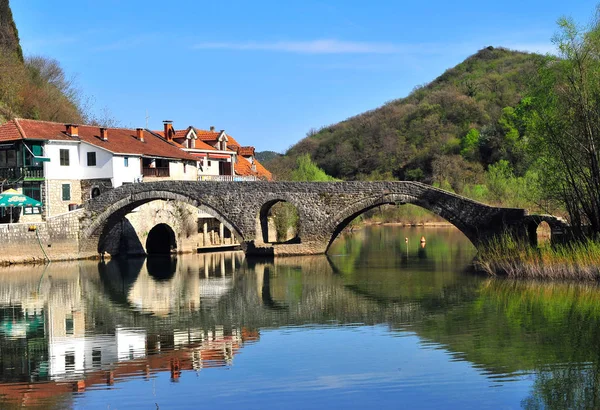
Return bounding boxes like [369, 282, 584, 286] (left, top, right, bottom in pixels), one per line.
[0, 227, 597, 408]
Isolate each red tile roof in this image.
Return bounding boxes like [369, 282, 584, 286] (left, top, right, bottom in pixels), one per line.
[193, 128, 241, 152]
[0, 119, 198, 161]
[235, 157, 272, 181]
[0, 120, 23, 142]
[234, 156, 253, 176]
[190, 139, 218, 151]
[254, 159, 273, 180]
[238, 146, 255, 157]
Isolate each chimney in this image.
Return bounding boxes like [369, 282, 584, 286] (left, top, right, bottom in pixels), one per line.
[65, 124, 79, 137]
[210, 126, 215, 132]
[163, 120, 173, 141]
[100, 127, 108, 141]
[136, 128, 145, 142]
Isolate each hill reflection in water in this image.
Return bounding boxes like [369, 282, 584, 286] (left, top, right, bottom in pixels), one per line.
[0, 227, 598, 408]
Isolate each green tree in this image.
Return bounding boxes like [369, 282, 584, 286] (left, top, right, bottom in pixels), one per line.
[529, 8, 600, 235]
[460, 128, 480, 160]
[291, 154, 337, 182]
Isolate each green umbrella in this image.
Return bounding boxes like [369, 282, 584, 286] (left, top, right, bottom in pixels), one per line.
[0, 189, 42, 223]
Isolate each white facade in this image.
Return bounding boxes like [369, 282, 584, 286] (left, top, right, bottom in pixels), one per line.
[42, 140, 201, 189]
[43, 141, 81, 180]
[169, 161, 198, 181]
[112, 155, 143, 187]
[78, 143, 114, 180]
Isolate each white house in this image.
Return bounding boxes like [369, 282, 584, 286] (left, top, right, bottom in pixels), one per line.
[0, 119, 200, 218]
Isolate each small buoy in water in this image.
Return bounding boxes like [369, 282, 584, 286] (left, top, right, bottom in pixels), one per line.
[420, 236, 426, 244]
[405, 237, 408, 243]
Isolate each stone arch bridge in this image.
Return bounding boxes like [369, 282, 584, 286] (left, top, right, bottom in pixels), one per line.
[78, 181, 566, 257]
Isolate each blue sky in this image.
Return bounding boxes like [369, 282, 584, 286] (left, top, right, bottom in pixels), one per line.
[10, 0, 598, 152]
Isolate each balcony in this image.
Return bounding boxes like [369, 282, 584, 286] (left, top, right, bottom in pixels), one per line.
[142, 167, 170, 178]
[0, 166, 44, 181]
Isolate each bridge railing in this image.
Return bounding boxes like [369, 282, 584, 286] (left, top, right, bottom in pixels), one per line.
[199, 175, 257, 182]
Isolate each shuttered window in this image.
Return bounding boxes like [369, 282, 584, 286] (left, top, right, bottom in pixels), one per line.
[62, 184, 71, 201]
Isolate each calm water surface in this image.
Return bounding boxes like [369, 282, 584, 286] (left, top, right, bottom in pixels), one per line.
[0, 226, 599, 409]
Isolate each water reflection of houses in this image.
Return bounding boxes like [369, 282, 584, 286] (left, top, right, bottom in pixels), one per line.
[101, 251, 243, 315]
[0, 255, 257, 406]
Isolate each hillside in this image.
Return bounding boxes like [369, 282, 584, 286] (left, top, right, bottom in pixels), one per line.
[255, 150, 282, 163]
[0, 0, 21, 60]
[0, 0, 84, 124]
[272, 47, 541, 186]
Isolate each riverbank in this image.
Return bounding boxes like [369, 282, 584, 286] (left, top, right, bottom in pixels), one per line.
[475, 236, 600, 281]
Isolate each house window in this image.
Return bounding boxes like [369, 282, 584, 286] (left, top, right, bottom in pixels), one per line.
[62, 184, 71, 201]
[65, 352, 75, 372]
[23, 182, 41, 201]
[59, 149, 70, 166]
[124, 157, 129, 167]
[0, 149, 17, 167]
[87, 152, 96, 166]
[207, 160, 211, 166]
[65, 314, 74, 335]
[92, 349, 102, 368]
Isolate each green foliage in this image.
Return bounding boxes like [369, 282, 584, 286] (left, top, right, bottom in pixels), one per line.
[404, 167, 424, 181]
[526, 8, 600, 235]
[486, 160, 514, 201]
[270, 202, 299, 242]
[460, 128, 480, 160]
[291, 154, 337, 182]
[0, 0, 23, 62]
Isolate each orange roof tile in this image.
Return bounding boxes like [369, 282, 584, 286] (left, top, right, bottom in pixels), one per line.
[0, 120, 23, 142]
[193, 128, 241, 152]
[238, 146, 255, 156]
[254, 159, 273, 181]
[2, 119, 199, 162]
[235, 157, 272, 181]
[191, 139, 218, 151]
[235, 156, 253, 176]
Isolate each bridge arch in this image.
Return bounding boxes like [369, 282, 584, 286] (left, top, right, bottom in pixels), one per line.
[258, 199, 300, 244]
[146, 223, 177, 254]
[524, 215, 569, 247]
[324, 193, 477, 252]
[81, 190, 244, 255]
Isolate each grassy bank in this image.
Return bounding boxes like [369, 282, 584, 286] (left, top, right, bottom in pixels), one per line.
[476, 236, 600, 281]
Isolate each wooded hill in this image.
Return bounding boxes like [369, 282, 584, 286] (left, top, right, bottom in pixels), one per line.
[268, 47, 542, 191]
[0, 0, 85, 124]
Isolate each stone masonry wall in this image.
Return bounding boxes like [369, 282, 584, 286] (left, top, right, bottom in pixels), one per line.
[0, 209, 85, 264]
[80, 178, 113, 203]
[46, 179, 83, 217]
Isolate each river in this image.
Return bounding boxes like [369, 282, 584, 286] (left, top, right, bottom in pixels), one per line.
[0, 225, 598, 409]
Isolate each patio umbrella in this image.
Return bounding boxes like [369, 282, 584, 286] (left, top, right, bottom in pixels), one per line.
[0, 189, 42, 223]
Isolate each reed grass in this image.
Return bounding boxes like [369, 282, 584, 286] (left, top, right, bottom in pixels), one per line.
[476, 235, 600, 281]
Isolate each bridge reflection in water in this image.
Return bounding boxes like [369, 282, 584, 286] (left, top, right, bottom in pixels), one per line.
[0, 226, 600, 408]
